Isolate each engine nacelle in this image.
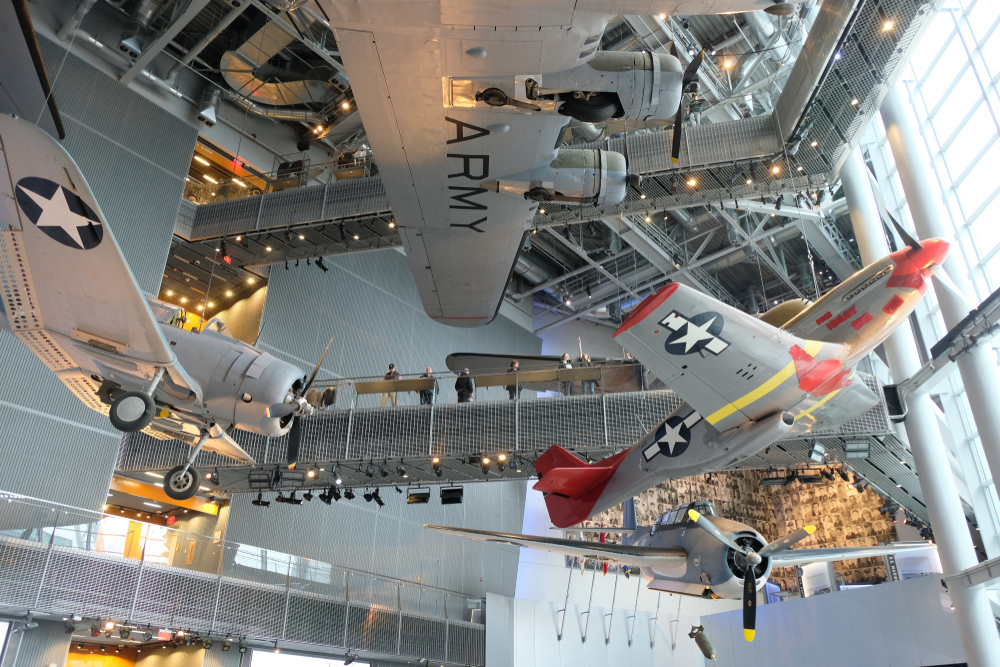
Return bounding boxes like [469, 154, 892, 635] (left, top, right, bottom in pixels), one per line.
[534, 51, 684, 122]
[481, 149, 625, 207]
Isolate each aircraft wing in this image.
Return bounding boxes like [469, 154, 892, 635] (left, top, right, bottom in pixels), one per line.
[786, 369, 881, 435]
[614, 283, 858, 433]
[424, 524, 687, 566]
[769, 542, 935, 566]
[0, 115, 201, 404]
[334, 29, 568, 327]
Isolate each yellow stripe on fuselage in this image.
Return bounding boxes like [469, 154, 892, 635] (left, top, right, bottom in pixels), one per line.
[706, 340, 823, 425]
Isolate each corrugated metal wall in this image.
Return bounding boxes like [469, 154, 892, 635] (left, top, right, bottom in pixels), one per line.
[0, 620, 72, 667]
[0, 39, 198, 509]
[224, 248, 540, 598]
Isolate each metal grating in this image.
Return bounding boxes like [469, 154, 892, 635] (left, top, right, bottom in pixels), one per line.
[0, 496, 486, 665]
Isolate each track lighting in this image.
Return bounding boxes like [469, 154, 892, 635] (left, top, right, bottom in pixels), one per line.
[144, 632, 153, 642]
[497, 454, 507, 472]
[221, 641, 231, 651]
[203, 638, 213, 649]
[365, 463, 375, 478]
[252, 492, 270, 507]
[838, 468, 850, 482]
[364, 490, 373, 502]
[372, 488, 384, 507]
[395, 486, 403, 494]
[119, 626, 131, 639]
[432, 457, 442, 477]
[239, 643, 247, 653]
[316, 257, 328, 272]
[332, 487, 342, 501]
[302, 490, 314, 502]
[344, 488, 355, 500]
[481, 457, 491, 475]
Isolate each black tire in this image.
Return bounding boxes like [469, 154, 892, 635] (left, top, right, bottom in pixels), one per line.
[164, 465, 199, 501]
[560, 93, 619, 123]
[109, 391, 155, 432]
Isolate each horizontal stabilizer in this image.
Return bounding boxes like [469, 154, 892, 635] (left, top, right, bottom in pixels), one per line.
[534, 466, 616, 497]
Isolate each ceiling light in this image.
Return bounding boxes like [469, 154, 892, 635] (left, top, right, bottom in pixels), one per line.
[565, 299, 571, 306]
[353, 234, 360, 240]
[342, 101, 350, 109]
[194, 156, 210, 166]
[481, 457, 491, 475]
[233, 179, 246, 187]
[746, 178, 752, 184]
[639, 193, 646, 199]
[644, 215, 651, 222]
[659, 12, 665, 18]
[771, 165, 780, 174]
[197, 305, 204, 311]
[247, 278, 255, 284]
[388, 222, 395, 228]
[203, 174, 218, 184]
[208, 302, 214, 307]
[810, 140, 818, 147]
[266, 246, 272, 252]
[307, 468, 316, 478]
[724, 60, 731, 68]
[687, 178, 696, 186]
[851, 98, 859, 105]
[225, 291, 232, 297]
[883, 20, 893, 31]
[797, 165, 804, 171]
[315, 125, 323, 133]
[298, 234, 305, 240]
[166, 290, 173, 296]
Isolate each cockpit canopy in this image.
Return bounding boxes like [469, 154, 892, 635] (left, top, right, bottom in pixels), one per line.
[654, 500, 717, 527]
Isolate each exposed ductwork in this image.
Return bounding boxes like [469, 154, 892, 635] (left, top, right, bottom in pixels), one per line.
[167, 0, 249, 82]
[219, 10, 346, 106]
[119, 0, 172, 58]
[514, 251, 559, 285]
[230, 94, 324, 123]
[197, 86, 223, 127]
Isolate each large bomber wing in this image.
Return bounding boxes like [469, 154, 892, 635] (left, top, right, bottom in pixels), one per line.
[0, 115, 201, 409]
[613, 283, 875, 433]
[334, 29, 567, 327]
[424, 525, 686, 567]
[769, 542, 936, 566]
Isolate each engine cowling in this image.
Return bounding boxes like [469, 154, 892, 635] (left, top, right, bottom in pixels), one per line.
[481, 149, 626, 207]
[534, 51, 685, 122]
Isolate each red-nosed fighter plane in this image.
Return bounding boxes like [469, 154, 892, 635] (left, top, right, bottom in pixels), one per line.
[427, 498, 936, 642]
[531, 225, 957, 528]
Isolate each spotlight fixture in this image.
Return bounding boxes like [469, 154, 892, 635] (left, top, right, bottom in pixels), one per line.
[481, 457, 491, 475]
[509, 457, 521, 472]
[364, 490, 373, 502]
[222, 641, 231, 652]
[440, 486, 464, 505]
[78, 644, 84, 650]
[302, 490, 314, 502]
[371, 488, 385, 507]
[344, 652, 358, 666]
[287, 491, 303, 506]
[883, 20, 893, 31]
[315, 257, 329, 272]
[344, 488, 356, 500]
[395, 486, 403, 494]
[365, 463, 375, 478]
[104, 621, 115, 638]
[252, 492, 270, 507]
[407, 487, 431, 504]
[820, 469, 835, 481]
[318, 487, 332, 504]
[432, 457, 442, 477]
[332, 487, 342, 501]
[64, 621, 76, 634]
[379, 465, 389, 478]
[144, 632, 153, 642]
[775, 194, 783, 211]
[203, 638, 213, 649]
[838, 468, 851, 482]
[771, 165, 780, 174]
[497, 454, 507, 472]
[239, 643, 247, 653]
[120, 626, 131, 639]
[307, 468, 316, 478]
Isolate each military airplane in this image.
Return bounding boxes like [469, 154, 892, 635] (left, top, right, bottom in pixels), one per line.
[0, 113, 330, 501]
[427, 498, 936, 641]
[315, 0, 809, 326]
[529, 222, 959, 527]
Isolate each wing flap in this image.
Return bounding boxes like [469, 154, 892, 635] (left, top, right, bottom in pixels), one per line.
[769, 542, 935, 565]
[424, 524, 686, 566]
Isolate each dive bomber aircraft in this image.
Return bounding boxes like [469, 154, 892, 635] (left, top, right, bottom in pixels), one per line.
[427, 498, 935, 641]
[315, 0, 810, 326]
[529, 223, 957, 528]
[0, 114, 327, 501]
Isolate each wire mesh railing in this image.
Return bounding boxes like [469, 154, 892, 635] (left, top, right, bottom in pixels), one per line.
[0, 492, 483, 664]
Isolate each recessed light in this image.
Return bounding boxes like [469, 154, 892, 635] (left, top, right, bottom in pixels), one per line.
[851, 98, 859, 105]
[266, 246, 272, 252]
[353, 234, 360, 240]
[883, 20, 893, 31]
[166, 290, 173, 296]
[247, 278, 255, 284]
[746, 179, 753, 184]
[181, 297, 187, 303]
[298, 234, 305, 240]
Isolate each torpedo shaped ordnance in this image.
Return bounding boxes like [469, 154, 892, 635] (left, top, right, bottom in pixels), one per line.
[480, 149, 626, 206]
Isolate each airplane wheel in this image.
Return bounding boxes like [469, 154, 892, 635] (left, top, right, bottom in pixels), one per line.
[561, 93, 619, 123]
[109, 391, 155, 432]
[164, 465, 199, 501]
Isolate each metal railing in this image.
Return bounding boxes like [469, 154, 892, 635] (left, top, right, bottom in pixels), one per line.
[0, 492, 483, 665]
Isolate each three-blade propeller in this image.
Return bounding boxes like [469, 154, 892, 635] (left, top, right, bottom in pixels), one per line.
[688, 510, 815, 642]
[265, 336, 334, 470]
[886, 214, 971, 307]
[671, 46, 705, 164]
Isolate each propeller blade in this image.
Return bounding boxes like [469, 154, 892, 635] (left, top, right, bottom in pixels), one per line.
[757, 525, 816, 559]
[302, 336, 335, 394]
[687, 509, 747, 554]
[930, 265, 972, 308]
[743, 571, 756, 642]
[286, 417, 301, 471]
[682, 50, 705, 88]
[669, 41, 678, 59]
[671, 104, 684, 164]
[265, 403, 297, 419]
[887, 213, 924, 251]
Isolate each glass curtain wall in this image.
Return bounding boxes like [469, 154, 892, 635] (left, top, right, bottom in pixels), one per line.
[861, 0, 1000, 558]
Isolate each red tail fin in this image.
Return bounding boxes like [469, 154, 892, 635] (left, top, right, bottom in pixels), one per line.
[533, 446, 630, 528]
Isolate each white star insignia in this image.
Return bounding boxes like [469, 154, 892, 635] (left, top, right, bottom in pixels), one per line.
[673, 316, 717, 352]
[19, 185, 95, 249]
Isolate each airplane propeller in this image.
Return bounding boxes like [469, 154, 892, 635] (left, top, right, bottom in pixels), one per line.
[265, 336, 334, 470]
[886, 215, 972, 307]
[671, 46, 705, 164]
[688, 510, 815, 642]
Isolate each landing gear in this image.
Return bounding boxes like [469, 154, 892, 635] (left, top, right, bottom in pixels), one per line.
[163, 429, 210, 501]
[164, 464, 199, 501]
[109, 391, 155, 432]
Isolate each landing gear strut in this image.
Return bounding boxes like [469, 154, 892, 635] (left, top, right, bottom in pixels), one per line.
[163, 430, 209, 501]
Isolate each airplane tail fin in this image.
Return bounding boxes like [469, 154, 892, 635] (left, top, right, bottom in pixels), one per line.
[533, 446, 631, 528]
[623, 498, 637, 531]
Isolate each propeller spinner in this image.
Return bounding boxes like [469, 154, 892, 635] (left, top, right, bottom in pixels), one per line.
[688, 510, 815, 641]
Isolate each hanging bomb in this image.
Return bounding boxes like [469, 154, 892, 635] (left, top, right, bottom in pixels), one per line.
[689, 625, 716, 660]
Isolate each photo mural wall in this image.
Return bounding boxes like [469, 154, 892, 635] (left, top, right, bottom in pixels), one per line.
[582, 466, 897, 593]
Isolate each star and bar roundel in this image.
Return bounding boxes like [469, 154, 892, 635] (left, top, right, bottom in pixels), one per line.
[660, 310, 730, 356]
[14, 177, 103, 250]
[642, 410, 703, 462]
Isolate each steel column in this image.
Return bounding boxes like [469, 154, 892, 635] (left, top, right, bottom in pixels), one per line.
[882, 83, 1000, 519]
[841, 146, 1000, 667]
